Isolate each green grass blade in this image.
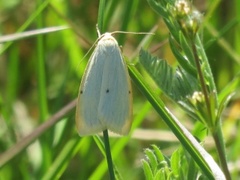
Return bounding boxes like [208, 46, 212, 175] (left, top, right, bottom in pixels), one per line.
[42, 136, 83, 180]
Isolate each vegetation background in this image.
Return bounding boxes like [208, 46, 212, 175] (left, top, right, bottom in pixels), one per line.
[0, 0, 239, 179]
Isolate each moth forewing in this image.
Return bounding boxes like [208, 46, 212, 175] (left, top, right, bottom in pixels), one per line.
[76, 33, 133, 136]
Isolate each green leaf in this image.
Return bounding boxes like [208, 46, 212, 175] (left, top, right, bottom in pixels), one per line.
[42, 136, 83, 180]
[152, 145, 165, 162]
[146, 0, 169, 19]
[154, 169, 166, 180]
[194, 35, 217, 94]
[139, 49, 199, 101]
[218, 73, 240, 103]
[187, 156, 199, 180]
[216, 74, 240, 125]
[170, 148, 181, 178]
[179, 32, 195, 65]
[145, 148, 158, 174]
[169, 35, 197, 77]
[142, 159, 154, 180]
[216, 92, 235, 126]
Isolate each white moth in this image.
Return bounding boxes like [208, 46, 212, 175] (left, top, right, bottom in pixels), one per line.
[75, 32, 133, 136]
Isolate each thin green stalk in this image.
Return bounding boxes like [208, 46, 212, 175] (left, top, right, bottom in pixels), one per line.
[4, 45, 19, 142]
[36, 1, 48, 122]
[90, 102, 151, 179]
[103, 130, 115, 180]
[191, 40, 231, 179]
[5, 45, 19, 123]
[195, 35, 217, 95]
[191, 40, 213, 127]
[213, 125, 231, 180]
[36, 0, 51, 174]
[36, 28, 48, 121]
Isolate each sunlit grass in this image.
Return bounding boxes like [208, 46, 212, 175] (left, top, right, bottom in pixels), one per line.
[0, 0, 239, 179]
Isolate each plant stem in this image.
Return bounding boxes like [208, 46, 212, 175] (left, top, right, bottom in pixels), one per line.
[213, 126, 231, 180]
[191, 40, 231, 179]
[103, 130, 115, 180]
[36, 0, 51, 173]
[191, 40, 213, 127]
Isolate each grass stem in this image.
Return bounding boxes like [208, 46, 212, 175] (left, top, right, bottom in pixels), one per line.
[103, 130, 115, 180]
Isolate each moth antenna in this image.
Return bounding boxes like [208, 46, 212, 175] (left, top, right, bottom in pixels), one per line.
[76, 38, 100, 70]
[96, 24, 101, 37]
[111, 31, 155, 36]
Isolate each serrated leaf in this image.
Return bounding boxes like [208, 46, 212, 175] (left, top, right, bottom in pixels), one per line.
[173, 68, 199, 98]
[139, 49, 199, 101]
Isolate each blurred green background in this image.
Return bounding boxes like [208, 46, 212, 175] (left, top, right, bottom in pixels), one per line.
[0, 0, 239, 179]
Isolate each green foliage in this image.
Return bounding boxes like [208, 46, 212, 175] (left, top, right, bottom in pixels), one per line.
[142, 145, 209, 180]
[142, 145, 170, 180]
[141, 0, 239, 179]
[139, 49, 199, 102]
[0, 0, 240, 179]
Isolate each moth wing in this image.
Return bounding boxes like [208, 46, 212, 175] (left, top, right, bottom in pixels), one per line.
[75, 45, 106, 136]
[98, 41, 132, 135]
